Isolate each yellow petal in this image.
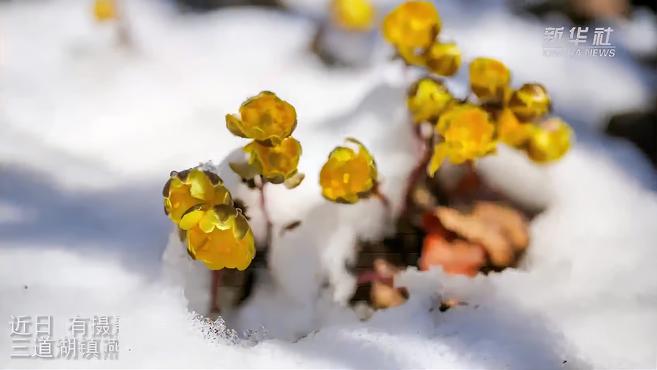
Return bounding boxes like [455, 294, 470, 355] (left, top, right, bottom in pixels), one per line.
[237, 91, 297, 143]
[407, 77, 453, 124]
[164, 177, 201, 224]
[320, 138, 377, 203]
[526, 118, 572, 163]
[198, 209, 219, 233]
[397, 46, 428, 67]
[187, 169, 215, 202]
[179, 206, 205, 231]
[284, 172, 305, 189]
[229, 161, 259, 180]
[226, 114, 248, 138]
[382, 1, 441, 50]
[186, 226, 209, 256]
[435, 104, 497, 164]
[423, 42, 461, 77]
[331, 0, 375, 32]
[93, 0, 117, 22]
[508, 83, 551, 122]
[497, 108, 535, 148]
[244, 137, 302, 183]
[233, 211, 251, 240]
[469, 57, 511, 103]
[193, 224, 255, 271]
[163, 168, 233, 226]
[213, 204, 237, 231]
[427, 143, 448, 176]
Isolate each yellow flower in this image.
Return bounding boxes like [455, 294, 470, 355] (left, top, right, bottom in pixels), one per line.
[180, 205, 255, 271]
[469, 57, 511, 103]
[428, 105, 496, 176]
[93, 0, 117, 22]
[320, 138, 378, 204]
[242, 137, 303, 184]
[163, 168, 255, 271]
[526, 118, 572, 163]
[407, 77, 453, 124]
[382, 1, 440, 51]
[508, 83, 551, 121]
[496, 108, 534, 148]
[396, 46, 428, 67]
[163, 168, 233, 224]
[423, 42, 461, 77]
[331, 0, 375, 32]
[226, 91, 297, 145]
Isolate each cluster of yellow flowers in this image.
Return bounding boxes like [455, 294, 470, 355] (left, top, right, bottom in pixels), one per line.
[161, 92, 383, 271]
[163, 168, 255, 271]
[227, 92, 381, 205]
[330, 0, 376, 32]
[382, 1, 460, 76]
[154, 1, 574, 274]
[426, 57, 571, 174]
[497, 82, 571, 163]
[384, 1, 572, 175]
[226, 91, 304, 188]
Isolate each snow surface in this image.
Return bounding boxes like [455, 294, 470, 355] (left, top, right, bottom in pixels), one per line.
[1, 0, 656, 369]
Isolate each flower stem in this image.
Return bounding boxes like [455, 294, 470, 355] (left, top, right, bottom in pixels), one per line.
[257, 179, 273, 247]
[356, 270, 393, 286]
[454, 160, 481, 196]
[209, 269, 223, 313]
[400, 125, 432, 218]
[115, 0, 133, 49]
[373, 184, 392, 214]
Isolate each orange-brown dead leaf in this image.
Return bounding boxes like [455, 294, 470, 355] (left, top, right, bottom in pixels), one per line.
[427, 202, 529, 268]
[419, 233, 486, 276]
[472, 201, 529, 253]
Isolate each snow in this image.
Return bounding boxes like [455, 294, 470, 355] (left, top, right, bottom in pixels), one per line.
[1, 0, 656, 369]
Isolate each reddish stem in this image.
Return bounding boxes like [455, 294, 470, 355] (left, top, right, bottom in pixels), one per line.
[373, 184, 391, 214]
[400, 128, 432, 218]
[115, 0, 133, 48]
[257, 180, 273, 247]
[449, 160, 482, 198]
[356, 270, 393, 286]
[209, 270, 223, 313]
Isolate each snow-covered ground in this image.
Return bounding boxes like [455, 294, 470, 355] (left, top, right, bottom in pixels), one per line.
[1, 0, 656, 368]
